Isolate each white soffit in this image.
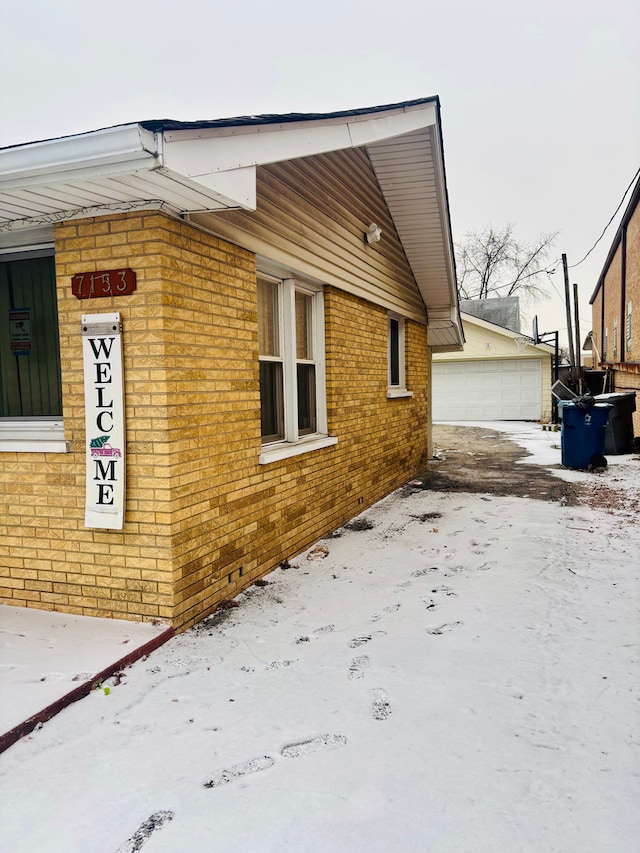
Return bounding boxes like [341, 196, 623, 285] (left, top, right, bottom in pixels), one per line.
[366, 126, 461, 350]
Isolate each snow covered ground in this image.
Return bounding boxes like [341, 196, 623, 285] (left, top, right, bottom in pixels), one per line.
[1, 423, 639, 853]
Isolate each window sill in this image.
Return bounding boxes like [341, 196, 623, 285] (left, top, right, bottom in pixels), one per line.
[0, 439, 70, 453]
[259, 435, 338, 465]
[0, 419, 69, 453]
[387, 388, 413, 399]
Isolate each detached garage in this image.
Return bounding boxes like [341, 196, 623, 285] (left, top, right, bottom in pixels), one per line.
[432, 311, 554, 421]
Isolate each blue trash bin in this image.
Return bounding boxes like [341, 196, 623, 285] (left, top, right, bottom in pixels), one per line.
[558, 401, 613, 468]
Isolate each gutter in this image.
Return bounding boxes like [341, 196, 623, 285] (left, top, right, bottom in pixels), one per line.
[0, 125, 161, 191]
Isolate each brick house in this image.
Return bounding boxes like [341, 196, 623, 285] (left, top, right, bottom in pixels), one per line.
[0, 98, 462, 631]
[589, 174, 640, 435]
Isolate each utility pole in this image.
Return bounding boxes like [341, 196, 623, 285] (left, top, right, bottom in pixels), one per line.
[562, 254, 576, 382]
[573, 281, 582, 392]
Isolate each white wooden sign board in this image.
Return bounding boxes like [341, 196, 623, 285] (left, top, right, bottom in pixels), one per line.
[81, 313, 126, 529]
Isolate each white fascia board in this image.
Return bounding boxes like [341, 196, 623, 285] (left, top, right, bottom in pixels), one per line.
[161, 104, 439, 181]
[348, 103, 437, 147]
[163, 124, 353, 177]
[427, 122, 458, 307]
[0, 125, 160, 191]
[161, 165, 257, 210]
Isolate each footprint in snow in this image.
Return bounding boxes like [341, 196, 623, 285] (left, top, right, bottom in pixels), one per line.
[314, 624, 335, 635]
[371, 688, 391, 720]
[204, 756, 274, 789]
[115, 810, 174, 852]
[412, 567, 439, 577]
[265, 660, 297, 670]
[348, 655, 369, 680]
[281, 734, 348, 758]
[431, 585, 456, 596]
[425, 622, 462, 635]
[383, 603, 401, 613]
[349, 631, 386, 648]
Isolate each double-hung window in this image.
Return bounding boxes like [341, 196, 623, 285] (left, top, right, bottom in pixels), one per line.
[257, 274, 334, 463]
[387, 313, 412, 398]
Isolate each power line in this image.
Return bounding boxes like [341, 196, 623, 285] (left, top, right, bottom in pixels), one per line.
[569, 166, 640, 269]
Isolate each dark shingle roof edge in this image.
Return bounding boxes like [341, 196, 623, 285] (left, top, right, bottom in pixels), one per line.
[138, 97, 440, 133]
[0, 97, 440, 151]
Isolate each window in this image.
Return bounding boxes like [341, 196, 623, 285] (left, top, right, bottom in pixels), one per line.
[0, 251, 67, 452]
[257, 274, 334, 463]
[603, 328, 608, 361]
[387, 314, 412, 398]
[627, 302, 632, 353]
[613, 317, 618, 361]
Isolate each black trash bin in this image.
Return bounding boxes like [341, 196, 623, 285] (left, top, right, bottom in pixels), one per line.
[594, 392, 637, 454]
[558, 401, 612, 468]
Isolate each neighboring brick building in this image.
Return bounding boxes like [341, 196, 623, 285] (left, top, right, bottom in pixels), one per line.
[590, 175, 640, 436]
[0, 98, 462, 631]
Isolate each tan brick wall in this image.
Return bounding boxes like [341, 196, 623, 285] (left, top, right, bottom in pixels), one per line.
[602, 244, 622, 362]
[1, 212, 431, 631]
[617, 203, 640, 435]
[171, 285, 431, 630]
[1, 211, 225, 622]
[625, 202, 639, 363]
[591, 289, 603, 362]
[591, 201, 640, 435]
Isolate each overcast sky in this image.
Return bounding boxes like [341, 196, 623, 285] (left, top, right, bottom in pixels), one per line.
[1, 0, 638, 346]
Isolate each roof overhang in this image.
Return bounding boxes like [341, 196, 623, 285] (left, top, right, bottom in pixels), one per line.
[0, 98, 462, 349]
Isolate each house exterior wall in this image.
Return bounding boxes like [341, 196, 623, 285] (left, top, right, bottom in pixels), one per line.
[626, 202, 639, 363]
[591, 289, 604, 362]
[1, 212, 430, 630]
[602, 245, 623, 362]
[191, 148, 428, 324]
[591, 190, 640, 436]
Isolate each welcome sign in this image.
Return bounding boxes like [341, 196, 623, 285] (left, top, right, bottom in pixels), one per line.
[81, 313, 125, 529]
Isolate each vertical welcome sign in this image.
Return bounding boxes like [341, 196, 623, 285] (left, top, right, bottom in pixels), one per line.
[81, 313, 125, 529]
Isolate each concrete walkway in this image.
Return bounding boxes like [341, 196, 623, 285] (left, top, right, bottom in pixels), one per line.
[0, 605, 171, 752]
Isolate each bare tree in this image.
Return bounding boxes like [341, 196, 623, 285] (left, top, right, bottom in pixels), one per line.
[455, 224, 558, 301]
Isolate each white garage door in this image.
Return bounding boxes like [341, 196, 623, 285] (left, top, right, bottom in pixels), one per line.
[432, 359, 543, 420]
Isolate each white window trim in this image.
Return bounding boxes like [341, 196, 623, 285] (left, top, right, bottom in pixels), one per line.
[1, 247, 68, 452]
[0, 417, 69, 453]
[258, 274, 334, 462]
[259, 434, 338, 464]
[387, 313, 413, 398]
